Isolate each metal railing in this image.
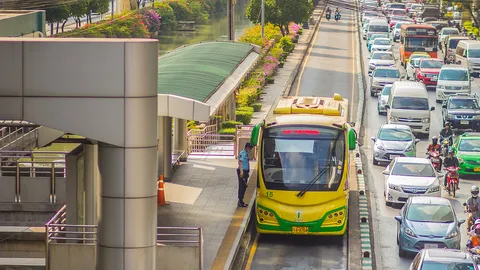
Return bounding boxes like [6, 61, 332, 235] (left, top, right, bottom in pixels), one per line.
[0, 126, 39, 151]
[188, 133, 235, 156]
[157, 227, 203, 270]
[187, 124, 217, 136]
[0, 150, 68, 203]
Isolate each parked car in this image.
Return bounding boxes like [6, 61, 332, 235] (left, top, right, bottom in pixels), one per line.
[452, 132, 480, 175]
[395, 197, 464, 257]
[410, 249, 477, 269]
[372, 125, 419, 165]
[442, 93, 480, 130]
[370, 66, 401, 96]
[369, 51, 396, 74]
[415, 58, 444, 86]
[384, 157, 440, 205]
[377, 84, 392, 114]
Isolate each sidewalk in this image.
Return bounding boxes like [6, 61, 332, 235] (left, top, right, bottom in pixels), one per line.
[157, 5, 322, 269]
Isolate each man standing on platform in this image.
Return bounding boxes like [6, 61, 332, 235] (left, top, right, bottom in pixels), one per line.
[237, 142, 253, 207]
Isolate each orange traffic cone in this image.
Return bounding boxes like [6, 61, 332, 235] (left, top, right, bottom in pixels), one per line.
[157, 175, 168, 206]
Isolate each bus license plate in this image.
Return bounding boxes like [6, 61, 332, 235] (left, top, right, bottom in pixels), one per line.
[461, 120, 469, 125]
[292, 226, 309, 234]
[474, 168, 480, 172]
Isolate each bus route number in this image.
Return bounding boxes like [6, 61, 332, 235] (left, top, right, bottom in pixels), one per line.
[266, 191, 274, 198]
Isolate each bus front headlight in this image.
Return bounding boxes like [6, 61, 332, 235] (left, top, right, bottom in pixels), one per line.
[257, 207, 279, 225]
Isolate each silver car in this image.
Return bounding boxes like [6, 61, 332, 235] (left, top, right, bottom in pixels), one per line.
[377, 84, 392, 114]
[371, 124, 419, 165]
[368, 51, 395, 74]
[369, 66, 401, 96]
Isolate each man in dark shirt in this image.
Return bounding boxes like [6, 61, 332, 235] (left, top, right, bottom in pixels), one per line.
[440, 122, 454, 145]
[443, 149, 459, 188]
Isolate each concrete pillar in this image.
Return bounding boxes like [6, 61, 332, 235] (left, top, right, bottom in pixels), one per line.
[84, 144, 99, 226]
[173, 118, 188, 160]
[65, 152, 79, 226]
[157, 116, 172, 181]
[97, 143, 158, 270]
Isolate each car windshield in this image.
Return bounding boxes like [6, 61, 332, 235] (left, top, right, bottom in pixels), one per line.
[406, 204, 455, 223]
[391, 162, 436, 177]
[391, 10, 406, 15]
[372, 53, 393, 60]
[448, 99, 479, 110]
[374, 39, 391, 45]
[439, 69, 469, 81]
[420, 60, 443, 69]
[378, 128, 412, 141]
[374, 69, 400, 78]
[411, 58, 422, 67]
[369, 25, 389, 32]
[262, 126, 345, 191]
[458, 139, 480, 152]
[420, 262, 474, 270]
[392, 97, 429, 110]
[364, 11, 378, 16]
[382, 86, 392, 95]
[443, 29, 460, 35]
[370, 34, 388, 41]
[448, 38, 464, 49]
[411, 4, 422, 9]
[390, 4, 405, 9]
[468, 49, 480, 58]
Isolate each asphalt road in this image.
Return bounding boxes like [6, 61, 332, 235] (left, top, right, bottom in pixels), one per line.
[246, 6, 357, 270]
[361, 25, 480, 269]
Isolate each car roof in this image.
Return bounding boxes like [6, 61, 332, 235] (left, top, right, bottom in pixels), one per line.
[380, 124, 410, 130]
[395, 157, 430, 164]
[375, 66, 398, 70]
[409, 196, 450, 205]
[374, 37, 390, 40]
[372, 51, 393, 55]
[441, 64, 468, 70]
[424, 249, 472, 262]
[442, 27, 459, 31]
[419, 58, 443, 62]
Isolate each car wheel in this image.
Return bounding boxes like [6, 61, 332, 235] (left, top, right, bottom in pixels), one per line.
[373, 157, 379, 165]
[370, 89, 375, 97]
[398, 247, 406, 257]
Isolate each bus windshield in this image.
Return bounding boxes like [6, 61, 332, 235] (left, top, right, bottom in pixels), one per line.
[404, 37, 437, 51]
[262, 126, 345, 192]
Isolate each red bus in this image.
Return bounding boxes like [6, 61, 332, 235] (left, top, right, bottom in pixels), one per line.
[399, 24, 438, 66]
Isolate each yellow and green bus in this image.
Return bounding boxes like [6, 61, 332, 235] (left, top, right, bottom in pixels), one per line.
[250, 94, 357, 235]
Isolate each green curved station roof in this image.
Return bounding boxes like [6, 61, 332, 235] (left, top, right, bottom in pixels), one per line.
[157, 41, 255, 102]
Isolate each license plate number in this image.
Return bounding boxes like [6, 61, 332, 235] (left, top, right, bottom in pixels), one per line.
[424, 243, 438, 249]
[292, 226, 309, 234]
[474, 168, 480, 172]
[390, 155, 400, 159]
[461, 120, 470, 125]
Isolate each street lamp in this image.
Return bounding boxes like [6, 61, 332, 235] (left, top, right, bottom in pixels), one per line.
[261, 0, 265, 39]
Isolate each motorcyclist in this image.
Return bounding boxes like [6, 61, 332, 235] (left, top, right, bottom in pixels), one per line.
[326, 6, 332, 14]
[465, 186, 480, 232]
[427, 136, 442, 170]
[440, 122, 454, 146]
[467, 224, 480, 251]
[469, 219, 480, 236]
[443, 149, 459, 189]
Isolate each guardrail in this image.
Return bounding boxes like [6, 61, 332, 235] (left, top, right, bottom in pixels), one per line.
[188, 133, 235, 156]
[157, 227, 203, 270]
[0, 126, 39, 151]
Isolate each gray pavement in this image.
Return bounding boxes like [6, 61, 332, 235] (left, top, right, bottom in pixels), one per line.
[360, 22, 480, 270]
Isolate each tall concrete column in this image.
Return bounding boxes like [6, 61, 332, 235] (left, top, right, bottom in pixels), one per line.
[65, 152, 79, 226]
[84, 144, 99, 226]
[157, 116, 172, 181]
[173, 118, 188, 160]
[97, 143, 158, 270]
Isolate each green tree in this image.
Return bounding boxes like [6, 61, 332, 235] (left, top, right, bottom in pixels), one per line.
[46, 5, 70, 36]
[167, 0, 194, 21]
[70, 0, 88, 28]
[154, 2, 177, 30]
[87, 0, 110, 23]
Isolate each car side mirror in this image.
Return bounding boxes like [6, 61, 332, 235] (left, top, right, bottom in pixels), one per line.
[458, 219, 466, 226]
[371, 137, 376, 142]
[415, 139, 420, 143]
[382, 170, 389, 175]
[430, 106, 435, 111]
[442, 103, 447, 108]
[394, 216, 402, 223]
[385, 104, 390, 109]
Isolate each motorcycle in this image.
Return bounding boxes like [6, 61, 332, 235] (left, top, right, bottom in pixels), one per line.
[441, 135, 453, 156]
[445, 166, 460, 197]
[326, 12, 331, 21]
[468, 247, 480, 267]
[428, 150, 442, 172]
[335, 12, 341, 22]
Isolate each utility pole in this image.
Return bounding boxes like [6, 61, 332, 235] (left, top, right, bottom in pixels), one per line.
[111, 0, 114, 20]
[227, 0, 234, 40]
[261, 0, 265, 39]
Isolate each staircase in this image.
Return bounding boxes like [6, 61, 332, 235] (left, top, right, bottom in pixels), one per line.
[0, 124, 39, 152]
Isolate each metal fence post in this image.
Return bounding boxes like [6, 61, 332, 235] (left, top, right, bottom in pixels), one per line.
[15, 162, 20, 203]
[51, 164, 56, 203]
[199, 227, 203, 270]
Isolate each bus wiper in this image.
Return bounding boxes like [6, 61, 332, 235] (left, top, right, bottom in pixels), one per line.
[296, 164, 331, 198]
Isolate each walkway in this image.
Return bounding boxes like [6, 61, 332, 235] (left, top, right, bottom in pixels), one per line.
[156, 13, 319, 269]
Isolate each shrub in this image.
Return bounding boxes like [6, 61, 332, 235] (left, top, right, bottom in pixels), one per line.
[236, 110, 253, 125]
[221, 121, 243, 129]
[237, 106, 254, 113]
[154, 1, 176, 30]
[251, 103, 262, 112]
[280, 36, 295, 53]
[236, 86, 259, 107]
[238, 23, 282, 47]
[298, 28, 303, 35]
[141, 9, 162, 33]
[269, 47, 284, 60]
[219, 128, 236, 135]
[168, 0, 194, 21]
[266, 76, 274, 84]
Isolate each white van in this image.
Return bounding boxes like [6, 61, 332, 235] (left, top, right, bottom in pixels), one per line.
[435, 65, 471, 103]
[385, 81, 434, 136]
[443, 36, 469, 63]
[455, 40, 480, 76]
[367, 19, 389, 41]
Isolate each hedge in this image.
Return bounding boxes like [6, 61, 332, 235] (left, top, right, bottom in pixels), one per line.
[236, 106, 254, 113]
[221, 121, 243, 129]
[236, 110, 253, 125]
[251, 103, 262, 112]
[219, 128, 236, 135]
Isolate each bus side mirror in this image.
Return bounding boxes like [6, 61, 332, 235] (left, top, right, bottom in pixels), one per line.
[250, 122, 263, 147]
[348, 128, 357, 150]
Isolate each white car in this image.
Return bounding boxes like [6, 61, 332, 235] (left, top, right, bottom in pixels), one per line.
[383, 157, 441, 206]
[371, 38, 393, 52]
[368, 51, 395, 74]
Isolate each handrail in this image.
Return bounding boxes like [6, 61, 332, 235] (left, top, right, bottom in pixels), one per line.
[0, 126, 39, 151]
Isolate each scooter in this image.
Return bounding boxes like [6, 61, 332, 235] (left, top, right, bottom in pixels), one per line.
[335, 12, 341, 22]
[428, 150, 442, 172]
[441, 135, 453, 156]
[326, 12, 331, 21]
[445, 166, 460, 197]
[467, 247, 480, 267]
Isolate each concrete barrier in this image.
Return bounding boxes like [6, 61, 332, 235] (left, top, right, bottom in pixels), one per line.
[48, 243, 96, 270]
[156, 246, 200, 270]
[0, 176, 66, 203]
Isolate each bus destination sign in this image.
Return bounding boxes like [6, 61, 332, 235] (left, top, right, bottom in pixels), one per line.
[406, 28, 436, 36]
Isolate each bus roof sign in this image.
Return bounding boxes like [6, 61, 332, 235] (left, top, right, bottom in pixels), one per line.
[405, 28, 436, 36]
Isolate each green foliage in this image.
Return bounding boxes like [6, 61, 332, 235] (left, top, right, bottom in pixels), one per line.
[298, 28, 303, 35]
[237, 106, 255, 113]
[219, 128, 237, 135]
[168, 0, 194, 21]
[154, 1, 177, 30]
[236, 110, 253, 125]
[269, 46, 284, 60]
[236, 87, 259, 107]
[280, 36, 295, 53]
[89, 0, 110, 14]
[46, 5, 70, 24]
[185, 0, 209, 24]
[221, 121, 243, 129]
[69, 0, 88, 19]
[238, 23, 282, 47]
[187, 120, 199, 130]
[251, 103, 262, 112]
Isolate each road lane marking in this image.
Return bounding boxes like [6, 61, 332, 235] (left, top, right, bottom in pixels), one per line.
[244, 235, 259, 270]
[294, 10, 325, 96]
